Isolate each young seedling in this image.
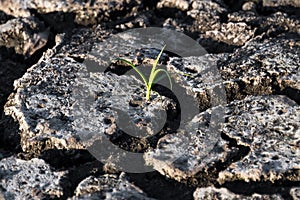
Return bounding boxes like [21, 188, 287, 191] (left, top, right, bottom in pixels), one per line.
[118, 45, 172, 101]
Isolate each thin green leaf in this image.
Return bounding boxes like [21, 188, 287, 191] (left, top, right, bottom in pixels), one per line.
[152, 69, 172, 90]
[150, 45, 166, 81]
[117, 58, 149, 88]
[153, 74, 167, 84]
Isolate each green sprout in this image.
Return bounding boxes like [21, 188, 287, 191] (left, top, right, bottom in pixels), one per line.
[118, 45, 172, 101]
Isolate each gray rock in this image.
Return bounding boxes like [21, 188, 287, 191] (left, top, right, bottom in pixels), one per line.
[262, 0, 300, 7]
[4, 49, 171, 155]
[144, 104, 233, 184]
[70, 173, 155, 199]
[228, 11, 300, 36]
[0, 17, 48, 56]
[218, 95, 299, 184]
[187, 0, 227, 32]
[0, 156, 66, 199]
[157, 0, 190, 11]
[193, 186, 284, 200]
[0, 0, 141, 25]
[145, 95, 299, 185]
[167, 34, 299, 109]
[205, 22, 256, 46]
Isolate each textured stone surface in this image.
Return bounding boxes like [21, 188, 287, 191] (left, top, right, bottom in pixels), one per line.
[4, 50, 173, 155]
[262, 0, 300, 7]
[193, 186, 284, 200]
[187, 0, 227, 32]
[70, 173, 154, 199]
[144, 104, 233, 185]
[0, 0, 141, 25]
[218, 95, 299, 183]
[145, 95, 299, 185]
[157, 0, 189, 11]
[168, 34, 300, 106]
[205, 22, 255, 46]
[228, 11, 300, 36]
[0, 17, 48, 56]
[0, 0, 299, 199]
[0, 156, 66, 199]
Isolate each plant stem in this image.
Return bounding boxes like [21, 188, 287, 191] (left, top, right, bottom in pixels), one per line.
[146, 88, 151, 101]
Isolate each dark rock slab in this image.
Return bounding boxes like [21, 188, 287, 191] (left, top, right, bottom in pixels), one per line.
[145, 95, 299, 185]
[187, 0, 227, 32]
[0, 0, 141, 25]
[0, 156, 66, 199]
[193, 186, 284, 200]
[228, 11, 300, 36]
[218, 95, 299, 184]
[0, 17, 48, 56]
[70, 173, 155, 199]
[168, 34, 299, 106]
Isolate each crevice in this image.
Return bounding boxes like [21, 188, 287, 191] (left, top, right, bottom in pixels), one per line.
[58, 160, 105, 200]
[126, 171, 196, 200]
[222, 180, 298, 199]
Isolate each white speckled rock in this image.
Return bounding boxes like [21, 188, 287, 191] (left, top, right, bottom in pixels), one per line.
[0, 156, 66, 199]
[70, 173, 155, 200]
[218, 95, 300, 184]
[193, 186, 284, 200]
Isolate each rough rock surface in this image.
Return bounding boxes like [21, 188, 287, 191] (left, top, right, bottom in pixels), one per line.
[218, 95, 299, 183]
[0, 0, 299, 199]
[193, 186, 285, 200]
[168, 34, 299, 107]
[0, 17, 48, 56]
[4, 50, 173, 155]
[0, 156, 66, 199]
[70, 173, 154, 199]
[145, 95, 299, 185]
[0, 0, 141, 25]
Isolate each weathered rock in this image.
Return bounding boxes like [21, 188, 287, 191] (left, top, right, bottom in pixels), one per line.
[187, 0, 227, 32]
[0, 156, 66, 199]
[0, 0, 141, 25]
[290, 187, 300, 200]
[70, 173, 154, 199]
[157, 0, 190, 11]
[169, 34, 300, 106]
[145, 95, 299, 185]
[144, 105, 233, 185]
[205, 22, 256, 46]
[228, 11, 300, 36]
[0, 17, 48, 56]
[193, 186, 284, 200]
[262, 0, 300, 7]
[218, 95, 299, 184]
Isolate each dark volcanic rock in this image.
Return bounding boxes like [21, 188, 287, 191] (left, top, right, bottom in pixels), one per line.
[0, 156, 66, 199]
[218, 95, 299, 184]
[145, 95, 299, 185]
[0, 0, 141, 25]
[70, 173, 154, 199]
[4, 49, 172, 155]
[193, 186, 285, 200]
[0, 17, 48, 56]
